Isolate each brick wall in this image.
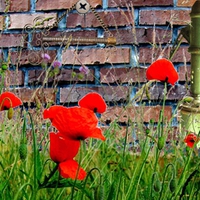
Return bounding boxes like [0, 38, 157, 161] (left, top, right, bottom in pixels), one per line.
[0, 0, 195, 128]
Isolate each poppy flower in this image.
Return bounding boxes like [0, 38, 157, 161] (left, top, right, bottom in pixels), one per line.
[43, 106, 106, 141]
[50, 132, 86, 180]
[78, 92, 107, 114]
[0, 92, 22, 111]
[146, 58, 178, 85]
[184, 133, 198, 148]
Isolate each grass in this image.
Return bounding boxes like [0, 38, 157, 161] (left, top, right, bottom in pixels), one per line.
[0, 88, 199, 200]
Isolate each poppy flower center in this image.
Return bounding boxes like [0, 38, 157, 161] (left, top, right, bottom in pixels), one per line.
[189, 139, 195, 143]
[76, 136, 85, 140]
[93, 107, 97, 113]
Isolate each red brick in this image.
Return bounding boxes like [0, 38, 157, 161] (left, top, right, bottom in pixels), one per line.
[139, 46, 191, 64]
[139, 10, 191, 25]
[142, 84, 188, 101]
[105, 28, 172, 45]
[15, 88, 56, 103]
[10, 50, 57, 66]
[60, 86, 129, 103]
[178, 65, 191, 81]
[32, 30, 97, 46]
[67, 11, 133, 28]
[100, 105, 172, 123]
[177, 0, 195, 7]
[4, 70, 24, 86]
[0, 0, 30, 12]
[100, 67, 146, 84]
[36, 0, 102, 11]
[108, 0, 173, 7]
[62, 47, 130, 65]
[0, 1, 6, 12]
[0, 16, 5, 30]
[28, 69, 94, 84]
[0, 33, 27, 47]
[8, 13, 57, 29]
[10, 0, 30, 12]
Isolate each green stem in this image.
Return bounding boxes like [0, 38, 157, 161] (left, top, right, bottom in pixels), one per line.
[159, 163, 175, 199]
[28, 112, 38, 200]
[172, 148, 194, 199]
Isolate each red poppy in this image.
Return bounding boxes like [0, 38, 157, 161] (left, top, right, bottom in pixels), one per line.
[184, 133, 198, 148]
[50, 132, 80, 162]
[78, 92, 107, 114]
[50, 132, 86, 180]
[146, 58, 178, 85]
[44, 106, 106, 141]
[58, 160, 86, 180]
[0, 92, 22, 111]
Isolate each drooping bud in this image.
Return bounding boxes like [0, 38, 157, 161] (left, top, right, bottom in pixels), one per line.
[157, 136, 165, 150]
[169, 178, 176, 192]
[7, 107, 14, 120]
[153, 179, 161, 192]
[19, 139, 27, 160]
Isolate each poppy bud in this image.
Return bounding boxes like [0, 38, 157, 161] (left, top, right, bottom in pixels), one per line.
[65, 187, 72, 195]
[153, 179, 161, 192]
[169, 178, 176, 192]
[19, 142, 27, 160]
[94, 185, 104, 200]
[77, 73, 84, 80]
[2, 63, 8, 70]
[146, 128, 150, 135]
[7, 108, 14, 120]
[158, 136, 165, 150]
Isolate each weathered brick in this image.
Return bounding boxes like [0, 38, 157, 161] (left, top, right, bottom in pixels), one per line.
[36, 0, 102, 11]
[67, 11, 133, 28]
[0, 33, 27, 47]
[139, 10, 191, 25]
[139, 46, 190, 63]
[177, 0, 195, 7]
[4, 70, 24, 86]
[10, 50, 57, 66]
[105, 28, 172, 45]
[141, 84, 188, 101]
[10, 0, 30, 12]
[15, 88, 56, 103]
[60, 86, 129, 103]
[108, 0, 173, 7]
[62, 47, 130, 65]
[100, 67, 146, 84]
[28, 68, 94, 85]
[32, 30, 97, 46]
[0, 0, 30, 12]
[8, 13, 57, 29]
[178, 65, 191, 81]
[100, 105, 172, 123]
[0, 16, 5, 30]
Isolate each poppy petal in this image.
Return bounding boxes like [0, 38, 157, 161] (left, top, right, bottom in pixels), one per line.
[78, 93, 107, 114]
[184, 133, 198, 148]
[0, 92, 22, 111]
[43, 105, 67, 120]
[50, 107, 106, 141]
[58, 160, 87, 180]
[50, 132, 80, 163]
[146, 58, 178, 85]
